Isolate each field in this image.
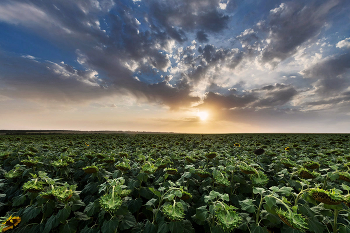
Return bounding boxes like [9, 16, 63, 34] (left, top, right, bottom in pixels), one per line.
[1, 133, 350, 233]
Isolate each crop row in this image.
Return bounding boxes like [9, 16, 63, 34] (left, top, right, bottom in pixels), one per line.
[0, 133, 350, 233]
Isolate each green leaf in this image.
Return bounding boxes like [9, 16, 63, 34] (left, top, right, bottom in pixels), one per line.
[84, 200, 100, 216]
[169, 221, 184, 233]
[57, 206, 71, 222]
[182, 220, 195, 233]
[128, 198, 143, 213]
[210, 226, 225, 233]
[137, 173, 148, 182]
[279, 187, 293, 196]
[195, 206, 209, 222]
[157, 222, 169, 233]
[204, 191, 220, 203]
[281, 225, 303, 233]
[140, 187, 154, 199]
[115, 205, 129, 215]
[270, 186, 279, 192]
[265, 213, 281, 226]
[253, 187, 265, 195]
[71, 199, 86, 211]
[342, 183, 350, 191]
[145, 198, 158, 207]
[43, 201, 56, 218]
[221, 194, 229, 202]
[81, 226, 100, 233]
[22, 206, 42, 223]
[43, 214, 59, 233]
[119, 212, 136, 230]
[264, 196, 276, 209]
[324, 203, 343, 210]
[298, 204, 316, 217]
[12, 194, 26, 207]
[307, 216, 324, 233]
[263, 203, 277, 215]
[101, 219, 119, 233]
[239, 199, 256, 213]
[328, 172, 339, 181]
[144, 221, 157, 233]
[74, 211, 91, 221]
[59, 219, 78, 233]
[174, 190, 182, 198]
[131, 223, 145, 233]
[164, 194, 175, 201]
[250, 224, 269, 233]
[82, 182, 99, 194]
[149, 187, 161, 197]
[339, 225, 350, 233]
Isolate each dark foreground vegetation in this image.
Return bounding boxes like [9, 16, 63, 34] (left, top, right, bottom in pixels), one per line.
[1, 133, 350, 233]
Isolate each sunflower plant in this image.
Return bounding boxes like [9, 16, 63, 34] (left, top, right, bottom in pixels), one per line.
[22, 173, 45, 193]
[99, 178, 130, 214]
[0, 216, 21, 232]
[4, 164, 25, 179]
[195, 190, 242, 232]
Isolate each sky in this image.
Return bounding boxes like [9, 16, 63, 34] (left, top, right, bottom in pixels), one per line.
[0, 0, 350, 133]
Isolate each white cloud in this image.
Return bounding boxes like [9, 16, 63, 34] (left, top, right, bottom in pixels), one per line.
[336, 37, 350, 49]
[21, 55, 40, 63]
[270, 3, 286, 14]
[219, 3, 227, 10]
[0, 2, 68, 34]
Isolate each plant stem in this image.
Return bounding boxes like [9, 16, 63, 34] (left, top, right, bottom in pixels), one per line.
[112, 186, 115, 203]
[333, 209, 339, 233]
[294, 189, 309, 206]
[323, 176, 328, 189]
[256, 194, 263, 225]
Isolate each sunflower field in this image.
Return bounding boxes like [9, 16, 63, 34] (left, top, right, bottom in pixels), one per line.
[1, 133, 350, 233]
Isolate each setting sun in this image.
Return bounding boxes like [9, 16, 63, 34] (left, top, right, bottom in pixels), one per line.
[197, 111, 209, 121]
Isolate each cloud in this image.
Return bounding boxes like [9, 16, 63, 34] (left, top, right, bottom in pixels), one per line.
[175, 44, 244, 86]
[149, 0, 230, 36]
[252, 84, 298, 108]
[305, 92, 350, 106]
[0, 51, 199, 109]
[199, 91, 257, 109]
[336, 37, 350, 49]
[198, 83, 299, 114]
[260, 0, 341, 67]
[196, 30, 209, 43]
[301, 52, 350, 96]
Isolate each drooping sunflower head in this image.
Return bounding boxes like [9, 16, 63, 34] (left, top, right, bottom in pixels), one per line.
[1, 216, 21, 232]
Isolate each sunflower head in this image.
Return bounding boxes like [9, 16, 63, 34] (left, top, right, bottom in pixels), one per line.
[1, 216, 21, 232]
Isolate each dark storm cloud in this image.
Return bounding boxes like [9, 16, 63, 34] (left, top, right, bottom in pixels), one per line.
[199, 83, 298, 110]
[181, 44, 243, 84]
[305, 92, 350, 106]
[0, 0, 202, 109]
[202, 45, 228, 63]
[196, 31, 209, 43]
[0, 52, 199, 109]
[199, 91, 257, 109]
[260, 0, 342, 66]
[236, 29, 262, 54]
[0, 0, 349, 118]
[0, 53, 111, 103]
[302, 52, 350, 96]
[149, 0, 229, 35]
[252, 84, 298, 107]
[145, 81, 200, 110]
